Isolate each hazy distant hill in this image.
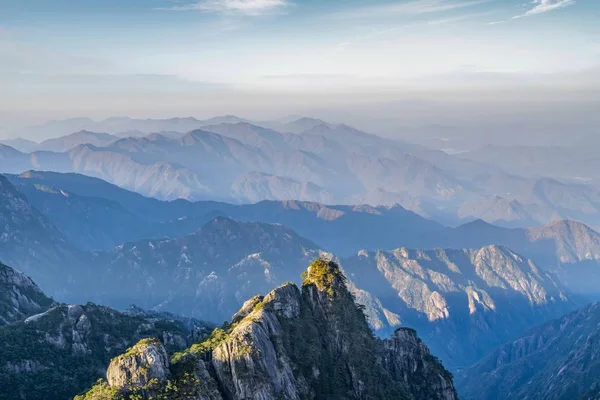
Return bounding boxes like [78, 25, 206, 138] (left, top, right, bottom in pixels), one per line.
[457, 302, 600, 400]
[38, 130, 118, 152]
[0, 175, 82, 294]
[461, 144, 600, 182]
[11, 182, 150, 250]
[1, 120, 480, 207]
[9, 116, 600, 231]
[0, 138, 39, 153]
[231, 171, 334, 204]
[457, 195, 559, 228]
[6, 171, 443, 255]
[0, 262, 54, 326]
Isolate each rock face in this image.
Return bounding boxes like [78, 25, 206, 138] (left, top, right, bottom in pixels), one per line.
[456, 302, 600, 400]
[383, 328, 457, 400]
[342, 245, 573, 368]
[107, 338, 170, 389]
[0, 301, 202, 400]
[0, 262, 54, 326]
[81, 259, 458, 400]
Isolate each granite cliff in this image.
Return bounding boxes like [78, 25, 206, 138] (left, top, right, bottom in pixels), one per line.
[79, 259, 458, 400]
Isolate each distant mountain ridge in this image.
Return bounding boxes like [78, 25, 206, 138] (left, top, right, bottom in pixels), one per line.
[0, 174, 82, 294]
[38, 130, 118, 152]
[456, 302, 600, 400]
[0, 262, 54, 326]
[0, 173, 586, 373]
[6, 171, 600, 298]
[0, 119, 478, 207]
[342, 245, 572, 368]
[6, 116, 600, 230]
[5, 171, 443, 255]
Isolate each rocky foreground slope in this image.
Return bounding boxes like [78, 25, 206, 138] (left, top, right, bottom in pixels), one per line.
[78, 259, 458, 400]
[0, 263, 214, 400]
[0, 303, 205, 400]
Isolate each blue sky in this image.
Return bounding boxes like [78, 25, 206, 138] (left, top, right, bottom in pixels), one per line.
[0, 0, 599, 120]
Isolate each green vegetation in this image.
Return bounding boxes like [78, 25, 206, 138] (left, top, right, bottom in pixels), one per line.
[181, 322, 235, 359]
[0, 304, 189, 400]
[117, 338, 163, 361]
[302, 258, 346, 297]
[74, 379, 124, 400]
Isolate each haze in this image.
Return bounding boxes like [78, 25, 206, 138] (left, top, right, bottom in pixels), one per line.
[1, 0, 599, 145]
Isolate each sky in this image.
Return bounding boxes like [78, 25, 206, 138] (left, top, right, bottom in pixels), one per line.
[0, 0, 599, 125]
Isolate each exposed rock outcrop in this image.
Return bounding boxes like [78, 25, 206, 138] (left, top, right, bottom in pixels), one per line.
[0, 262, 54, 326]
[82, 259, 458, 400]
[0, 300, 203, 400]
[107, 338, 170, 390]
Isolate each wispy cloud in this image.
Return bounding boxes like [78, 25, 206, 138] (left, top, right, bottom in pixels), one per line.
[513, 0, 576, 19]
[427, 11, 494, 25]
[331, 0, 490, 20]
[164, 0, 290, 16]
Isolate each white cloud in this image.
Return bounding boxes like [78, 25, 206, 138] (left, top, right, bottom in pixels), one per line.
[513, 0, 575, 18]
[331, 0, 490, 20]
[166, 0, 290, 16]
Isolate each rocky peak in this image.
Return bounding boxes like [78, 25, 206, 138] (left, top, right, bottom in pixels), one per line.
[83, 259, 458, 400]
[302, 258, 348, 298]
[106, 338, 170, 391]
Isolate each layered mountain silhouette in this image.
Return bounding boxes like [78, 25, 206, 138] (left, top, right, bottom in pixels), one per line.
[6, 171, 442, 254]
[6, 117, 600, 230]
[0, 174, 583, 370]
[457, 302, 600, 400]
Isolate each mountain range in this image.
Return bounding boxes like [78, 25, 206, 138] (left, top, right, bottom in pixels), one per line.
[5, 116, 600, 230]
[341, 245, 572, 368]
[0, 173, 584, 371]
[7, 171, 600, 298]
[456, 301, 600, 400]
[5, 171, 442, 254]
[3, 115, 600, 399]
